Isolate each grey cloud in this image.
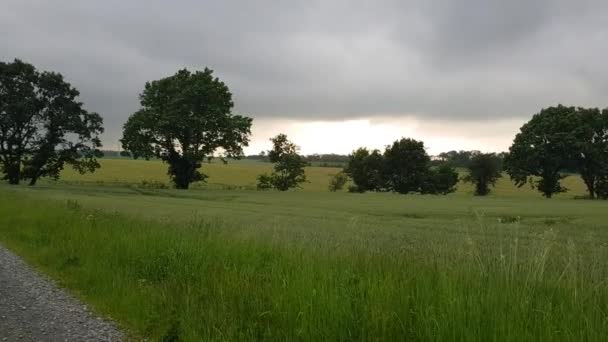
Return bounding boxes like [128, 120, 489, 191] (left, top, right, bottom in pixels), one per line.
[1, 0, 608, 146]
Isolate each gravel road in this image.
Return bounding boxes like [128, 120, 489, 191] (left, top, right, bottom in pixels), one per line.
[0, 244, 123, 341]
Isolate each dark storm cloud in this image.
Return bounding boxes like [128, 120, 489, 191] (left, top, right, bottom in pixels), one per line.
[2, 0, 608, 145]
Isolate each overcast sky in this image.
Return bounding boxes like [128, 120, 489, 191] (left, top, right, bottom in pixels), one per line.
[2, 0, 607, 154]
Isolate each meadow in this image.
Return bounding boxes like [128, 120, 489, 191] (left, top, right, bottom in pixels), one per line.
[1, 159, 608, 340]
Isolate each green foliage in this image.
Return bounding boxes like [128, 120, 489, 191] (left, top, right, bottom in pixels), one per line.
[436, 150, 477, 168]
[256, 173, 273, 190]
[0, 59, 103, 185]
[121, 68, 252, 189]
[423, 163, 459, 195]
[345, 138, 456, 195]
[344, 148, 385, 192]
[572, 107, 608, 199]
[506, 105, 608, 199]
[505, 105, 580, 198]
[257, 134, 308, 191]
[464, 153, 503, 196]
[328, 171, 348, 192]
[383, 138, 432, 194]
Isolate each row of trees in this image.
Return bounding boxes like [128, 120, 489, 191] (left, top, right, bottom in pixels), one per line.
[342, 138, 459, 195]
[2, 59, 607, 199]
[339, 143, 503, 197]
[0, 59, 103, 185]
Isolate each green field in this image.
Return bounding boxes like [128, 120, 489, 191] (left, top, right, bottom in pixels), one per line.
[1, 159, 607, 340]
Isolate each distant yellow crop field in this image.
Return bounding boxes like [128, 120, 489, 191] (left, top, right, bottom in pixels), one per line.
[58, 158, 588, 197]
[59, 158, 344, 192]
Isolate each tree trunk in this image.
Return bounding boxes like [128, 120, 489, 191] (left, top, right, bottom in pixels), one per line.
[6, 163, 21, 185]
[28, 176, 39, 186]
[581, 174, 596, 199]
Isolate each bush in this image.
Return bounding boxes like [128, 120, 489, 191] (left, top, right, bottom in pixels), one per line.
[328, 172, 348, 192]
[256, 174, 273, 190]
[422, 164, 459, 195]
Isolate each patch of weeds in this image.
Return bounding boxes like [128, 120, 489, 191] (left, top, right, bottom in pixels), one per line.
[402, 213, 425, 219]
[543, 217, 573, 226]
[61, 256, 81, 269]
[161, 318, 181, 342]
[139, 180, 169, 189]
[497, 215, 521, 224]
[66, 199, 82, 211]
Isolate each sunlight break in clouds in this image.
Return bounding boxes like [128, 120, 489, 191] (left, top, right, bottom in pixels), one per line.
[247, 117, 525, 156]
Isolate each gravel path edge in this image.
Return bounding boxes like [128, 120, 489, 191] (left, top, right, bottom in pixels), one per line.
[0, 243, 124, 341]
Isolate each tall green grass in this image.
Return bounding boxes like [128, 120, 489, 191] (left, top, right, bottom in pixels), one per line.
[1, 192, 607, 341]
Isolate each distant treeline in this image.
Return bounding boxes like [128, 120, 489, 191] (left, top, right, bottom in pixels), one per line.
[246, 151, 509, 169]
[244, 153, 349, 167]
[432, 150, 507, 169]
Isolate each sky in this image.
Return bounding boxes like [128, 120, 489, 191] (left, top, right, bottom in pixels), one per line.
[2, 0, 607, 155]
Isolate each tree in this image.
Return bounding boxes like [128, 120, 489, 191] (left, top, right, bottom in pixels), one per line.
[328, 171, 348, 192]
[572, 107, 608, 199]
[121, 68, 252, 189]
[257, 134, 308, 191]
[463, 153, 503, 196]
[23, 72, 104, 185]
[383, 138, 431, 194]
[0, 59, 103, 185]
[343, 148, 385, 192]
[422, 163, 459, 195]
[504, 105, 580, 198]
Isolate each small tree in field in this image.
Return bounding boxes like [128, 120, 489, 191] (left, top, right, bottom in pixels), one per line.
[121, 68, 252, 189]
[328, 171, 348, 192]
[463, 153, 502, 196]
[257, 134, 308, 191]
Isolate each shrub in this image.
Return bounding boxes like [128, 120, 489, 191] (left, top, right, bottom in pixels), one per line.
[256, 174, 273, 190]
[328, 172, 348, 192]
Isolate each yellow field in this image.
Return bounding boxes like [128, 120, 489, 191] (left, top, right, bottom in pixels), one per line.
[57, 158, 589, 198]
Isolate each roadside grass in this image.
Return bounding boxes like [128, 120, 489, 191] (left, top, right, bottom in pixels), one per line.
[1, 186, 608, 340]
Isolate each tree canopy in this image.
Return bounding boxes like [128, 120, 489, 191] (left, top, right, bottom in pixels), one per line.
[344, 138, 458, 195]
[504, 105, 579, 198]
[121, 68, 252, 189]
[463, 153, 503, 196]
[0, 59, 103, 185]
[505, 105, 608, 199]
[257, 134, 308, 191]
[343, 148, 385, 192]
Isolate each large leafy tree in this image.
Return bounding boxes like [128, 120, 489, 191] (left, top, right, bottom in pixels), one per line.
[504, 105, 579, 198]
[422, 163, 459, 195]
[383, 138, 431, 194]
[121, 68, 252, 189]
[257, 134, 308, 191]
[463, 153, 503, 196]
[0, 59, 103, 185]
[572, 107, 608, 199]
[23, 72, 104, 185]
[343, 147, 385, 192]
